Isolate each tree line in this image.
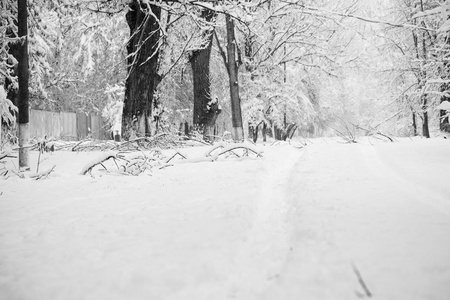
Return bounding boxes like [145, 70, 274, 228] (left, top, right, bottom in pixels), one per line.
[1, 0, 449, 167]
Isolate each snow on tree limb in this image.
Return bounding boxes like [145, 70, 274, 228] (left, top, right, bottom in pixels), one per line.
[80, 151, 117, 175]
[0, 86, 17, 125]
[436, 101, 450, 111]
[295, 2, 436, 32]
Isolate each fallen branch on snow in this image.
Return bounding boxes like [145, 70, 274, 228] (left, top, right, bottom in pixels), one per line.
[78, 141, 263, 176]
[1, 168, 25, 179]
[352, 124, 395, 142]
[0, 149, 16, 160]
[205, 142, 263, 159]
[333, 122, 357, 143]
[80, 151, 117, 175]
[29, 165, 56, 180]
[165, 151, 187, 163]
[215, 143, 263, 158]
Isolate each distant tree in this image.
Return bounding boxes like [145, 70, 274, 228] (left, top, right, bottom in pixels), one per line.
[236, 0, 352, 141]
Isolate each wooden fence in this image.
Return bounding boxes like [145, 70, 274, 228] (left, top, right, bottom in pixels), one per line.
[29, 110, 109, 140]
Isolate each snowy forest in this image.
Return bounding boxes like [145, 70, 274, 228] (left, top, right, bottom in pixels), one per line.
[1, 1, 450, 300]
[1, 0, 449, 146]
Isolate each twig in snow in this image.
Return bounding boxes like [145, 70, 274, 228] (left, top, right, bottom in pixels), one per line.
[270, 140, 281, 146]
[352, 263, 372, 298]
[1, 168, 24, 179]
[159, 163, 173, 169]
[71, 139, 87, 152]
[165, 151, 186, 163]
[288, 139, 305, 149]
[29, 165, 56, 180]
[186, 137, 212, 146]
[0, 149, 16, 161]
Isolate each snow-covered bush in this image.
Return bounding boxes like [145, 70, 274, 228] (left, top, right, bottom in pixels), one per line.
[0, 86, 17, 126]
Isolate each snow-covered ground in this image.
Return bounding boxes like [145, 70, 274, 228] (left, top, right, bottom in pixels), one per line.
[1, 137, 449, 300]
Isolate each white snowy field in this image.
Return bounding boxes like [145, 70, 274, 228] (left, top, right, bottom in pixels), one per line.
[1, 137, 450, 300]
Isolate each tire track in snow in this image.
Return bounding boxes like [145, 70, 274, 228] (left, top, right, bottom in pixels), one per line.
[226, 146, 305, 299]
[260, 143, 365, 300]
[254, 141, 450, 300]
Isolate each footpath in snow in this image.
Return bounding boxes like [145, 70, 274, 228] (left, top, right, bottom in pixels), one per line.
[263, 138, 450, 300]
[0, 138, 449, 300]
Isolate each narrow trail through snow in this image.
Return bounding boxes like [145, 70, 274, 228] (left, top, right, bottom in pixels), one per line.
[225, 146, 304, 299]
[261, 141, 450, 300]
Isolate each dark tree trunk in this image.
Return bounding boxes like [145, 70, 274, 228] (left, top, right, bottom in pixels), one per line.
[250, 124, 259, 143]
[420, 1, 430, 138]
[422, 100, 430, 138]
[262, 122, 267, 142]
[184, 121, 189, 135]
[190, 9, 219, 141]
[274, 125, 282, 140]
[412, 109, 418, 136]
[440, 31, 450, 132]
[225, 15, 244, 141]
[122, 1, 161, 139]
[440, 84, 450, 132]
[18, 0, 29, 168]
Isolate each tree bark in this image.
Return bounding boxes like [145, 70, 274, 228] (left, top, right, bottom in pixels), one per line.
[249, 124, 259, 143]
[440, 83, 450, 132]
[122, 1, 161, 139]
[190, 9, 219, 140]
[262, 122, 267, 142]
[412, 109, 418, 136]
[18, 0, 29, 168]
[422, 105, 430, 138]
[419, 0, 430, 138]
[225, 15, 244, 141]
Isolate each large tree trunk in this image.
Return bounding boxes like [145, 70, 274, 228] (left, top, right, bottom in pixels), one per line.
[190, 9, 219, 141]
[225, 15, 244, 141]
[18, 0, 29, 168]
[122, 1, 161, 140]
